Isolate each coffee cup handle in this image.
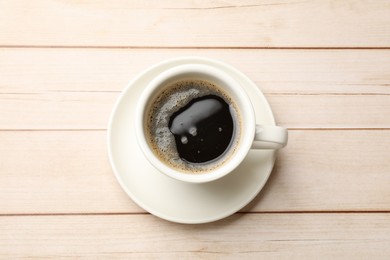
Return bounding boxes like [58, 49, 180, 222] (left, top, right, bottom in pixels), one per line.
[251, 125, 288, 150]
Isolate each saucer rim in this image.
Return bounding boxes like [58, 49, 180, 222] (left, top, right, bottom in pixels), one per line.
[107, 56, 276, 224]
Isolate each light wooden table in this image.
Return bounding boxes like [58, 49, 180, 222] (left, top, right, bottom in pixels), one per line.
[1, 0, 390, 258]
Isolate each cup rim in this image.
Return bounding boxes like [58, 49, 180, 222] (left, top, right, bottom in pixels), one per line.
[135, 64, 255, 183]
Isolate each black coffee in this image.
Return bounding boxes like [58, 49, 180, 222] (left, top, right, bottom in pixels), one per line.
[145, 79, 240, 174]
[169, 95, 234, 164]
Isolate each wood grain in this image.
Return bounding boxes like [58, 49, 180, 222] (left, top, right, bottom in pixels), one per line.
[1, 48, 390, 94]
[1, 130, 389, 214]
[1, 0, 390, 47]
[1, 214, 390, 258]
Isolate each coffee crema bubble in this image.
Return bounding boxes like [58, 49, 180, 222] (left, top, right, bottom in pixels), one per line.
[145, 79, 241, 174]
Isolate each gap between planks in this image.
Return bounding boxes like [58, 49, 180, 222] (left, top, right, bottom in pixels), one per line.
[1, 46, 390, 50]
[2, 211, 390, 217]
[0, 128, 389, 131]
[3, 92, 390, 95]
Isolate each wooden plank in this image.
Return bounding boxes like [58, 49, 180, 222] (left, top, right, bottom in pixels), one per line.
[1, 214, 390, 258]
[1, 49, 389, 129]
[1, 0, 390, 47]
[0, 92, 389, 129]
[0, 92, 115, 130]
[267, 95, 390, 128]
[0, 131, 135, 214]
[249, 129, 390, 212]
[1, 130, 389, 214]
[1, 48, 390, 94]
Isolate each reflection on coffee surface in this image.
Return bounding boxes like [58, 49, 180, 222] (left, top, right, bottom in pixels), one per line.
[169, 95, 234, 163]
[146, 79, 241, 174]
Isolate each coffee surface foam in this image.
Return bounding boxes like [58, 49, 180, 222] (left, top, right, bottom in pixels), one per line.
[146, 79, 240, 174]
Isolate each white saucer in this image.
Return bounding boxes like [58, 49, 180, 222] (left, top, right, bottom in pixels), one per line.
[108, 57, 276, 224]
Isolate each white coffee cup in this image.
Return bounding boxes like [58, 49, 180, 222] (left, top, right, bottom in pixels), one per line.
[136, 64, 287, 183]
